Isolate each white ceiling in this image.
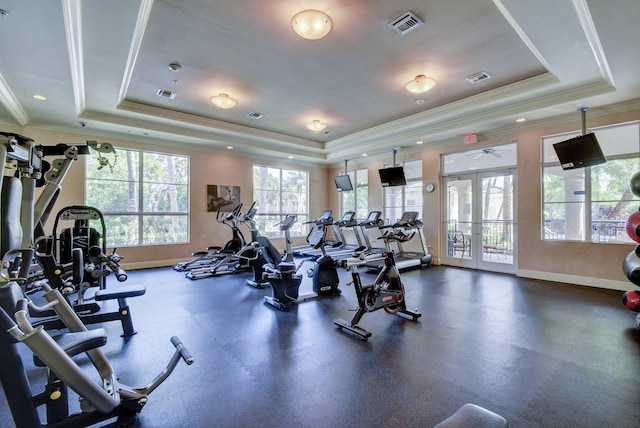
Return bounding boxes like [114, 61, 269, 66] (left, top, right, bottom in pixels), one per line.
[0, 0, 638, 166]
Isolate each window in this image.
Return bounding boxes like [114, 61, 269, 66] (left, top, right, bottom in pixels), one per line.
[383, 159, 422, 224]
[252, 165, 308, 238]
[85, 148, 189, 247]
[340, 168, 368, 219]
[542, 121, 640, 243]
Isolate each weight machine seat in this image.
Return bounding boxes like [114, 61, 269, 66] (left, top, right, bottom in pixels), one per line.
[94, 284, 146, 301]
[1, 176, 23, 255]
[434, 403, 508, 428]
[33, 328, 107, 367]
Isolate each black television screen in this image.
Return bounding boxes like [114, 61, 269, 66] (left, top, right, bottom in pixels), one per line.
[553, 133, 606, 170]
[334, 174, 353, 192]
[378, 166, 406, 187]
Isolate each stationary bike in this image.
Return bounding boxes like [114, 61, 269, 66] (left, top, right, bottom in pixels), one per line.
[258, 217, 340, 311]
[246, 214, 296, 288]
[334, 251, 421, 339]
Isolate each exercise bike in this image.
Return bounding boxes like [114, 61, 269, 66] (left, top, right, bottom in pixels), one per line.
[257, 217, 340, 311]
[334, 251, 421, 339]
[246, 214, 296, 288]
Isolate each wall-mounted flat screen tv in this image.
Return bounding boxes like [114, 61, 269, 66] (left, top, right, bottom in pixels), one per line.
[378, 166, 406, 187]
[334, 174, 353, 192]
[553, 132, 606, 170]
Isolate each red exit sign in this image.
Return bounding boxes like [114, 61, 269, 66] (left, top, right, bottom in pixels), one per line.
[464, 134, 477, 144]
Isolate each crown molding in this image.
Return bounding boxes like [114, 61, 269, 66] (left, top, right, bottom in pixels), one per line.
[0, 72, 29, 125]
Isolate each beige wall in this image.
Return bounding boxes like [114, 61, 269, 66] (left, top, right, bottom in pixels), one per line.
[9, 104, 639, 290]
[20, 127, 330, 268]
[330, 107, 640, 290]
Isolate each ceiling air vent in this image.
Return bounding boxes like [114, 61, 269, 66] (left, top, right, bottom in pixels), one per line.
[465, 71, 492, 84]
[247, 112, 264, 120]
[155, 88, 177, 99]
[388, 11, 423, 35]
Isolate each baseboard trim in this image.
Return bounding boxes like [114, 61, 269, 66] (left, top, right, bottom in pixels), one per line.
[122, 259, 184, 270]
[517, 269, 630, 292]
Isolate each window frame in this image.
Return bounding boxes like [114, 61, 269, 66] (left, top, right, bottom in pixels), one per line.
[252, 165, 309, 238]
[339, 168, 368, 219]
[541, 121, 640, 243]
[85, 147, 190, 247]
[383, 159, 423, 224]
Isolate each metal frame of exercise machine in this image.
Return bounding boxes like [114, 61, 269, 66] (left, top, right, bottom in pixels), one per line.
[335, 251, 421, 339]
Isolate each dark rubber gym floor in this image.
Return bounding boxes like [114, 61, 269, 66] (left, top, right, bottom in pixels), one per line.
[2, 261, 640, 427]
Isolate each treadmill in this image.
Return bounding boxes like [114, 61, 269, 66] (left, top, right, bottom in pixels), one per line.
[291, 210, 334, 256]
[365, 211, 432, 271]
[331, 211, 384, 262]
[356, 211, 385, 256]
[317, 211, 367, 259]
[300, 211, 358, 258]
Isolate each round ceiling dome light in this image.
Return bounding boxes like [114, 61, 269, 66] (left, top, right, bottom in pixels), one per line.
[291, 9, 333, 40]
[405, 75, 436, 94]
[306, 120, 327, 131]
[210, 93, 237, 109]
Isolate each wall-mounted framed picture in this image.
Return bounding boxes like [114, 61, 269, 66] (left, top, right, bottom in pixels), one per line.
[207, 184, 240, 212]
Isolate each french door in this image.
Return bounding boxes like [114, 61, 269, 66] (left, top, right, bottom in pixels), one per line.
[443, 169, 517, 274]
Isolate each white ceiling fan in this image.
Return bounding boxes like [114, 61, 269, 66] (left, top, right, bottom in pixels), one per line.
[466, 147, 509, 159]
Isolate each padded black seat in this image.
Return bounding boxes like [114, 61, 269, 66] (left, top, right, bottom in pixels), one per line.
[434, 403, 508, 428]
[1, 177, 23, 255]
[94, 284, 146, 301]
[33, 328, 107, 367]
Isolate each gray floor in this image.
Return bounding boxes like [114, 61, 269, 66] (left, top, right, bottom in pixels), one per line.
[2, 261, 640, 427]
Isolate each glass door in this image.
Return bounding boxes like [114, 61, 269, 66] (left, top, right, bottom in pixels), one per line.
[444, 170, 517, 274]
[477, 170, 516, 273]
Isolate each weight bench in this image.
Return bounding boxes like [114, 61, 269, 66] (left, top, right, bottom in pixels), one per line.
[435, 403, 508, 428]
[33, 236, 147, 336]
[33, 284, 146, 337]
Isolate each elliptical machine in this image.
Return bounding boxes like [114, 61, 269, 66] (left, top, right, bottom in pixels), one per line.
[174, 203, 245, 272]
[334, 251, 421, 339]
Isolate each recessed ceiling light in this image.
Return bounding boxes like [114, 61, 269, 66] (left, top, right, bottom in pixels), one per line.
[287, 156, 293, 159]
[362, 153, 368, 157]
[516, 117, 526, 123]
[168, 63, 181, 72]
[226, 146, 233, 150]
[416, 140, 423, 145]
[415, 99, 425, 105]
[33, 94, 47, 101]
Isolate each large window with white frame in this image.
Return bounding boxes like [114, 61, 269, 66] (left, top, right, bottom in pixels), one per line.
[542, 121, 640, 243]
[383, 159, 422, 224]
[85, 147, 189, 247]
[252, 165, 308, 238]
[340, 168, 368, 219]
